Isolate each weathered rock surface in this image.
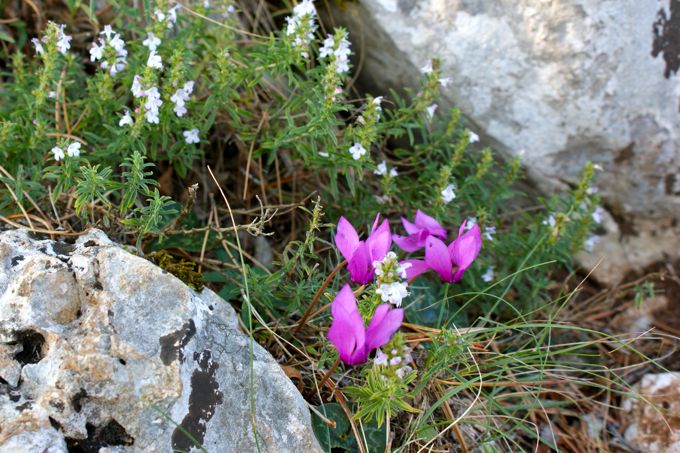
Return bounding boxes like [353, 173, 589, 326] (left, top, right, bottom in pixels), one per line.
[0, 229, 321, 452]
[331, 0, 680, 285]
[622, 372, 680, 452]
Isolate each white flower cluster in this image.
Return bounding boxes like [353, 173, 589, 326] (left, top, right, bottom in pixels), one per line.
[319, 32, 351, 74]
[373, 252, 411, 307]
[374, 160, 397, 177]
[132, 75, 162, 124]
[285, 0, 317, 58]
[170, 81, 195, 117]
[90, 25, 128, 76]
[441, 183, 456, 204]
[55, 24, 72, 55]
[374, 346, 414, 378]
[154, 5, 180, 29]
[32, 24, 71, 56]
[51, 141, 81, 161]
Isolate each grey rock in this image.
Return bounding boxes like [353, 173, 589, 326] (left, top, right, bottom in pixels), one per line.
[621, 372, 680, 452]
[0, 229, 321, 452]
[332, 0, 680, 285]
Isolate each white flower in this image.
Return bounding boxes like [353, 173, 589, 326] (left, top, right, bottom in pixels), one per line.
[426, 103, 438, 118]
[318, 151, 329, 157]
[90, 40, 104, 61]
[469, 130, 480, 143]
[586, 186, 599, 195]
[109, 34, 126, 55]
[131, 75, 144, 97]
[147, 51, 163, 69]
[170, 81, 195, 117]
[119, 110, 133, 127]
[48, 91, 56, 99]
[543, 214, 556, 228]
[374, 349, 388, 367]
[184, 128, 200, 144]
[66, 142, 81, 157]
[31, 37, 44, 55]
[483, 226, 496, 241]
[465, 216, 478, 230]
[439, 77, 452, 88]
[101, 25, 114, 40]
[390, 168, 398, 177]
[373, 96, 383, 108]
[593, 163, 604, 171]
[167, 5, 180, 28]
[143, 87, 162, 124]
[56, 24, 72, 55]
[349, 142, 366, 160]
[154, 9, 166, 22]
[441, 184, 456, 204]
[584, 235, 600, 252]
[320, 32, 351, 74]
[375, 281, 410, 307]
[319, 36, 334, 58]
[482, 267, 494, 283]
[592, 206, 605, 224]
[51, 146, 64, 161]
[374, 161, 388, 176]
[421, 62, 433, 74]
[292, 0, 316, 18]
[285, 0, 317, 58]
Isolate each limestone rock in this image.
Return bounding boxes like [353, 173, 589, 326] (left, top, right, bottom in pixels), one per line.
[331, 0, 680, 285]
[0, 229, 321, 452]
[622, 372, 680, 452]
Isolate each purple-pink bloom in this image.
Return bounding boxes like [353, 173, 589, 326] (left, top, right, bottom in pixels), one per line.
[405, 220, 482, 283]
[335, 214, 392, 284]
[327, 284, 404, 365]
[393, 210, 447, 252]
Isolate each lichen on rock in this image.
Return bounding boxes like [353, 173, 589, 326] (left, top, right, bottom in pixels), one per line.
[0, 228, 321, 452]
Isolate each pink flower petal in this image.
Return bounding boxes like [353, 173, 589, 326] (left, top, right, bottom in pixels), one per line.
[414, 210, 447, 239]
[366, 219, 391, 262]
[403, 259, 429, 279]
[425, 236, 454, 283]
[451, 224, 482, 282]
[328, 285, 366, 364]
[401, 216, 420, 235]
[335, 216, 360, 261]
[393, 233, 425, 252]
[347, 242, 373, 284]
[365, 304, 404, 351]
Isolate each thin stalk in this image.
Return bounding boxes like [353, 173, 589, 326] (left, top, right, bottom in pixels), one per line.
[293, 259, 346, 335]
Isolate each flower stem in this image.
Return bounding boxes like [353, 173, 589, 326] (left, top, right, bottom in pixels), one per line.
[318, 356, 341, 390]
[292, 259, 346, 335]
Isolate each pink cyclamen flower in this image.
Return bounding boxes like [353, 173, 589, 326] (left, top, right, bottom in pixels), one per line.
[405, 220, 482, 283]
[393, 210, 447, 252]
[327, 285, 404, 365]
[335, 214, 391, 284]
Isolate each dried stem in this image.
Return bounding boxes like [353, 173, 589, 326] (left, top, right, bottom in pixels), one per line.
[293, 259, 347, 335]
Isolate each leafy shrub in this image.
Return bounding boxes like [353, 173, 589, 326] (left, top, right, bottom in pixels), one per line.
[0, 1, 631, 451]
